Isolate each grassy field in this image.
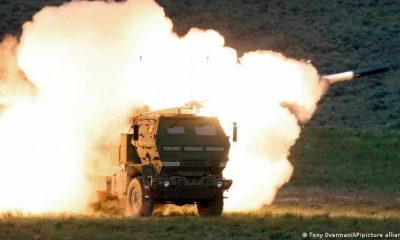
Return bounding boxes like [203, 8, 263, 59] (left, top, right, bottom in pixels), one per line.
[288, 127, 400, 192]
[0, 211, 399, 240]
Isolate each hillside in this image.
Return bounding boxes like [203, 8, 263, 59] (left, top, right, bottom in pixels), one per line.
[156, 0, 400, 129]
[1, 0, 398, 128]
[288, 127, 400, 192]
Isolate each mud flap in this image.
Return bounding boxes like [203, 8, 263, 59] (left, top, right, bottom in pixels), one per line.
[141, 165, 154, 198]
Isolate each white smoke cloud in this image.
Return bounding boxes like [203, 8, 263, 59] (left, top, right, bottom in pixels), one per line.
[0, 0, 327, 213]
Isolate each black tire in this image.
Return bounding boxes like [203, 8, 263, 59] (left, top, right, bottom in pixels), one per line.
[126, 178, 154, 217]
[197, 191, 223, 217]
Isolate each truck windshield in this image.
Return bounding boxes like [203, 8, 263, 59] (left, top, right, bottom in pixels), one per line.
[195, 125, 217, 136]
[167, 126, 184, 134]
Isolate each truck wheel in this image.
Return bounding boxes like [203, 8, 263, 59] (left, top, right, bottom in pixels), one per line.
[197, 191, 223, 217]
[126, 178, 154, 217]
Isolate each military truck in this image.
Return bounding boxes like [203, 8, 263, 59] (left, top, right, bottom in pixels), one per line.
[105, 102, 235, 217]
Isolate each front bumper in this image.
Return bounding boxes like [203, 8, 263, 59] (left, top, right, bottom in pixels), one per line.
[154, 176, 232, 190]
[150, 176, 232, 201]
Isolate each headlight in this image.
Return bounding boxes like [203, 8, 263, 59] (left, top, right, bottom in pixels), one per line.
[217, 181, 223, 188]
[163, 180, 171, 188]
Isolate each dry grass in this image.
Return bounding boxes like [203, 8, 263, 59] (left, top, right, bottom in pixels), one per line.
[0, 206, 399, 240]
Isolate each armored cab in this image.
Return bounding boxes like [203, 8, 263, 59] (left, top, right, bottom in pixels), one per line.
[107, 103, 233, 217]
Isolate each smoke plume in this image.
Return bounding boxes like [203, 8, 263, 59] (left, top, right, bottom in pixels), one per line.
[0, 0, 328, 213]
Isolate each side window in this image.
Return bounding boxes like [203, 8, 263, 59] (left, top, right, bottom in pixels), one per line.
[195, 125, 217, 135]
[167, 126, 184, 134]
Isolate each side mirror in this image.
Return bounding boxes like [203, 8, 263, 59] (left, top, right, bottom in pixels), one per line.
[133, 124, 139, 141]
[232, 122, 237, 142]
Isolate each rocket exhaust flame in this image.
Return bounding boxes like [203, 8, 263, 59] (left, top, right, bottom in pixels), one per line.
[0, 0, 362, 213]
